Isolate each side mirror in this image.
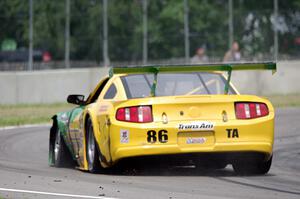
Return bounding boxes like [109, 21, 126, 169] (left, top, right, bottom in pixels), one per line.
[67, 94, 85, 105]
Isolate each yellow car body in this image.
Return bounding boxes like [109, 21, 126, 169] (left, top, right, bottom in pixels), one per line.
[49, 63, 276, 174]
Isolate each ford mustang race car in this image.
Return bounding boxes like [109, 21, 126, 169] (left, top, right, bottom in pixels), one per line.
[49, 62, 276, 175]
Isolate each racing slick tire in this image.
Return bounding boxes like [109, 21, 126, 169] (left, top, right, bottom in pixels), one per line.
[232, 155, 272, 175]
[49, 126, 74, 168]
[86, 118, 102, 173]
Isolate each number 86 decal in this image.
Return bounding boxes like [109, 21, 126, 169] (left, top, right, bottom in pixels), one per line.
[147, 130, 168, 143]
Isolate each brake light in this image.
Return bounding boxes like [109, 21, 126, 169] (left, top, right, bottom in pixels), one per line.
[235, 102, 269, 119]
[116, 106, 153, 123]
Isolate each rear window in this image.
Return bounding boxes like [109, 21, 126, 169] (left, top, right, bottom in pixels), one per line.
[121, 72, 236, 99]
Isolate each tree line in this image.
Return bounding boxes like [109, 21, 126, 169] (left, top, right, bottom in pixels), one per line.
[0, 0, 299, 62]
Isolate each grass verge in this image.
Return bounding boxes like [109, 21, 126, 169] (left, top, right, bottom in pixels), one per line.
[0, 103, 73, 127]
[0, 94, 299, 127]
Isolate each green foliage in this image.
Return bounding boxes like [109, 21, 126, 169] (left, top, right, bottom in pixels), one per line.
[0, 0, 28, 47]
[0, 0, 299, 62]
[189, 0, 228, 57]
[108, 0, 142, 61]
[34, 1, 65, 59]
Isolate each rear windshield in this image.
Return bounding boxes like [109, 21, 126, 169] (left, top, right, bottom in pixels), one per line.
[121, 72, 236, 99]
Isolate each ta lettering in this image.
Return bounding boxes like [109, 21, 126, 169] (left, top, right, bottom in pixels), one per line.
[226, 128, 239, 138]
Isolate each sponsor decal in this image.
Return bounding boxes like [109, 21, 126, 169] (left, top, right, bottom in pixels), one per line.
[60, 113, 69, 124]
[120, 129, 129, 143]
[99, 105, 109, 112]
[186, 137, 206, 144]
[226, 128, 239, 138]
[79, 114, 84, 129]
[178, 121, 214, 131]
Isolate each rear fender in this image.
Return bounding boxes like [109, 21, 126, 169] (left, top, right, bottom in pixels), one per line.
[83, 109, 111, 169]
[48, 116, 57, 166]
[51, 114, 76, 160]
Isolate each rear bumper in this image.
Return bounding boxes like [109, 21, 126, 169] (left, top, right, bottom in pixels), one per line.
[112, 141, 272, 162]
[108, 116, 274, 163]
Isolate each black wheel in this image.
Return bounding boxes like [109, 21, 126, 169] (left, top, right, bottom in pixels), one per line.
[233, 155, 272, 175]
[86, 119, 102, 173]
[49, 126, 74, 167]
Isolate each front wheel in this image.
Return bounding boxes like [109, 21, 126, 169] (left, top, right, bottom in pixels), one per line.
[233, 155, 272, 175]
[86, 119, 102, 173]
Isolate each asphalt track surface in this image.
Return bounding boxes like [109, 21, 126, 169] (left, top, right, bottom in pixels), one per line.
[0, 107, 300, 199]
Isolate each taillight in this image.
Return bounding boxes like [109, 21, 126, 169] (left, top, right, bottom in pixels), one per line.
[235, 102, 269, 119]
[116, 106, 153, 123]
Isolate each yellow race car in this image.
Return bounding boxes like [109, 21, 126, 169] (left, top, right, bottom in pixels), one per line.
[49, 62, 276, 175]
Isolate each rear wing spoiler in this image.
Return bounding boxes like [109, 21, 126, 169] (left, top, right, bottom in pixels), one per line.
[109, 62, 276, 96]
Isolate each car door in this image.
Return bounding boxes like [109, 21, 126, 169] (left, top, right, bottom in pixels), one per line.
[68, 106, 85, 161]
[67, 77, 110, 165]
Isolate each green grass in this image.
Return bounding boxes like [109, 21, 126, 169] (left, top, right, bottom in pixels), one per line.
[0, 94, 299, 127]
[0, 103, 74, 127]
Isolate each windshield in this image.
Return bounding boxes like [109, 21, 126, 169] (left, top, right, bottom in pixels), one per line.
[121, 72, 236, 99]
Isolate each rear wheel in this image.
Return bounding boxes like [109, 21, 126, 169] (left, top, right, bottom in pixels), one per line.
[49, 127, 74, 167]
[86, 119, 102, 173]
[233, 155, 272, 175]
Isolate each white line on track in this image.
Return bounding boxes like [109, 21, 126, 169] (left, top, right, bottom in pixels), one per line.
[0, 123, 51, 131]
[0, 187, 118, 199]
